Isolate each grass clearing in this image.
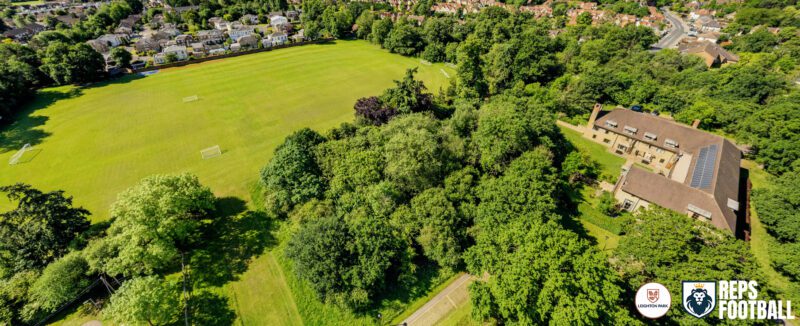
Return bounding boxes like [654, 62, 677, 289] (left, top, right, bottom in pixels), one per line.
[0, 40, 454, 222]
[558, 124, 625, 179]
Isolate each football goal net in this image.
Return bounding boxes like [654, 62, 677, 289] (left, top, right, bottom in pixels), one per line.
[200, 145, 222, 159]
[183, 95, 199, 103]
[9, 144, 32, 165]
[419, 59, 432, 66]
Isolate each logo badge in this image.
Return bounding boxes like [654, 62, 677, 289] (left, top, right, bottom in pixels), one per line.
[636, 283, 671, 319]
[683, 281, 716, 318]
[648, 289, 660, 303]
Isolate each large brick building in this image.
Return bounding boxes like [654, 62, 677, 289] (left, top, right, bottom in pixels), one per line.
[583, 104, 748, 237]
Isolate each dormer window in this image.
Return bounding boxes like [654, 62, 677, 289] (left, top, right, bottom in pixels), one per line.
[624, 125, 638, 135]
[644, 132, 658, 141]
[665, 138, 679, 149]
[605, 120, 618, 128]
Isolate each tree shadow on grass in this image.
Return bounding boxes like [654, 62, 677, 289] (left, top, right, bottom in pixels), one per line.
[189, 290, 237, 326]
[190, 197, 277, 287]
[0, 88, 84, 153]
[81, 73, 145, 90]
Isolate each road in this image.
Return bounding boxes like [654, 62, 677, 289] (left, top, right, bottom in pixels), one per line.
[653, 8, 688, 50]
[401, 273, 474, 326]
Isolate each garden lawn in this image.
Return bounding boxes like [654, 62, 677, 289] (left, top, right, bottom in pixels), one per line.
[558, 124, 625, 179]
[0, 40, 454, 222]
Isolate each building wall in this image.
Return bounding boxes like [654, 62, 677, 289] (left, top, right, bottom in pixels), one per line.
[614, 189, 650, 211]
[584, 125, 677, 175]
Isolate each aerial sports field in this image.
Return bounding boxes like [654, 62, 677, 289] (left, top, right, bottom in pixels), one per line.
[0, 40, 455, 222]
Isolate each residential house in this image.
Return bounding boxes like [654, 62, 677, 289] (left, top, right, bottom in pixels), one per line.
[697, 31, 721, 43]
[189, 42, 207, 57]
[678, 40, 738, 67]
[695, 15, 722, 32]
[153, 44, 188, 64]
[209, 17, 229, 30]
[291, 29, 305, 42]
[160, 25, 182, 38]
[55, 14, 81, 27]
[519, 3, 553, 18]
[208, 45, 226, 55]
[228, 27, 252, 41]
[240, 14, 258, 24]
[175, 34, 194, 46]
[196, 29, 225, 44]
[230, 43, 242, 52]
[432, 3, 461, 14]
[134, 37, 162, 53]
[689, 9, 715, 20]
[237, 34, 258, 49]
[97, 33, 127, 47]
[269, 31, 287, 45]
[261, 38, 273, 48]
[2, 23, 45, 41]
[86, 39, 109, 53]
[270, 15, 289, 28]
[286, 10, 299, 21]
[583, 105, 747, 237]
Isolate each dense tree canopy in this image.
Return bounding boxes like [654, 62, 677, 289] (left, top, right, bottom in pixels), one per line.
[613, 208, 768, 324]
[85, 174, 215, 277]
[0, 184, 90, 276]
[260, 128, 327, 214]
[752, 171, 800, 280]
[103, 276, 180, 326]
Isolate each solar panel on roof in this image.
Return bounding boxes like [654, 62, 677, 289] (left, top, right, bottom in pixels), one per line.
[690, 144, 717, 189]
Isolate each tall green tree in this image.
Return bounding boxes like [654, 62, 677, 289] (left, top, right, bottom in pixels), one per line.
[38, 42, 105, 85]
[22, 252, 91, 323]
[0, 184, 90, 275]
[260, 128, 327, 214]
[103, 276, 180, 326]
[613, 207, 767, 323]
[84, 174, 215, 277]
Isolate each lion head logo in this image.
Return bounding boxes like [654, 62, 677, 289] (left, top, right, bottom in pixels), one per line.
[685, 287, 714, 317]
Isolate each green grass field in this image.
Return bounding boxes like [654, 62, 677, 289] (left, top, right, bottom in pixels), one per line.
[0, 40, 455, 325]
[0, 40, 454, 222]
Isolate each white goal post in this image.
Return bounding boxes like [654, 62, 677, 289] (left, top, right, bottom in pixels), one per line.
[183, 95, 199, 103]
[9, 144, 32, 165]
[200, 145, 222, 159]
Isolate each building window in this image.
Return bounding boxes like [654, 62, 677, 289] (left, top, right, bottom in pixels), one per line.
[665, 138, 679, 149]
[617, 144, 627, 151]
[624, 125, 638, 135]
[603, 138, 610, 144]
[622, 199, 634, 211]
[660, 158, 665, 164]
[644, 132, 658, 141]
[605, 120, 618, 128]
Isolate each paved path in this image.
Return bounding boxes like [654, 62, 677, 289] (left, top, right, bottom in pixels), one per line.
[653, 9, 688, 50]
[402, 273, 474, 326]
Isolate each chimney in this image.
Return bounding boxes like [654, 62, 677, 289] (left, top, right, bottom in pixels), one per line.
[691, 119, 701, 128]
[587, 103, 603, 128]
